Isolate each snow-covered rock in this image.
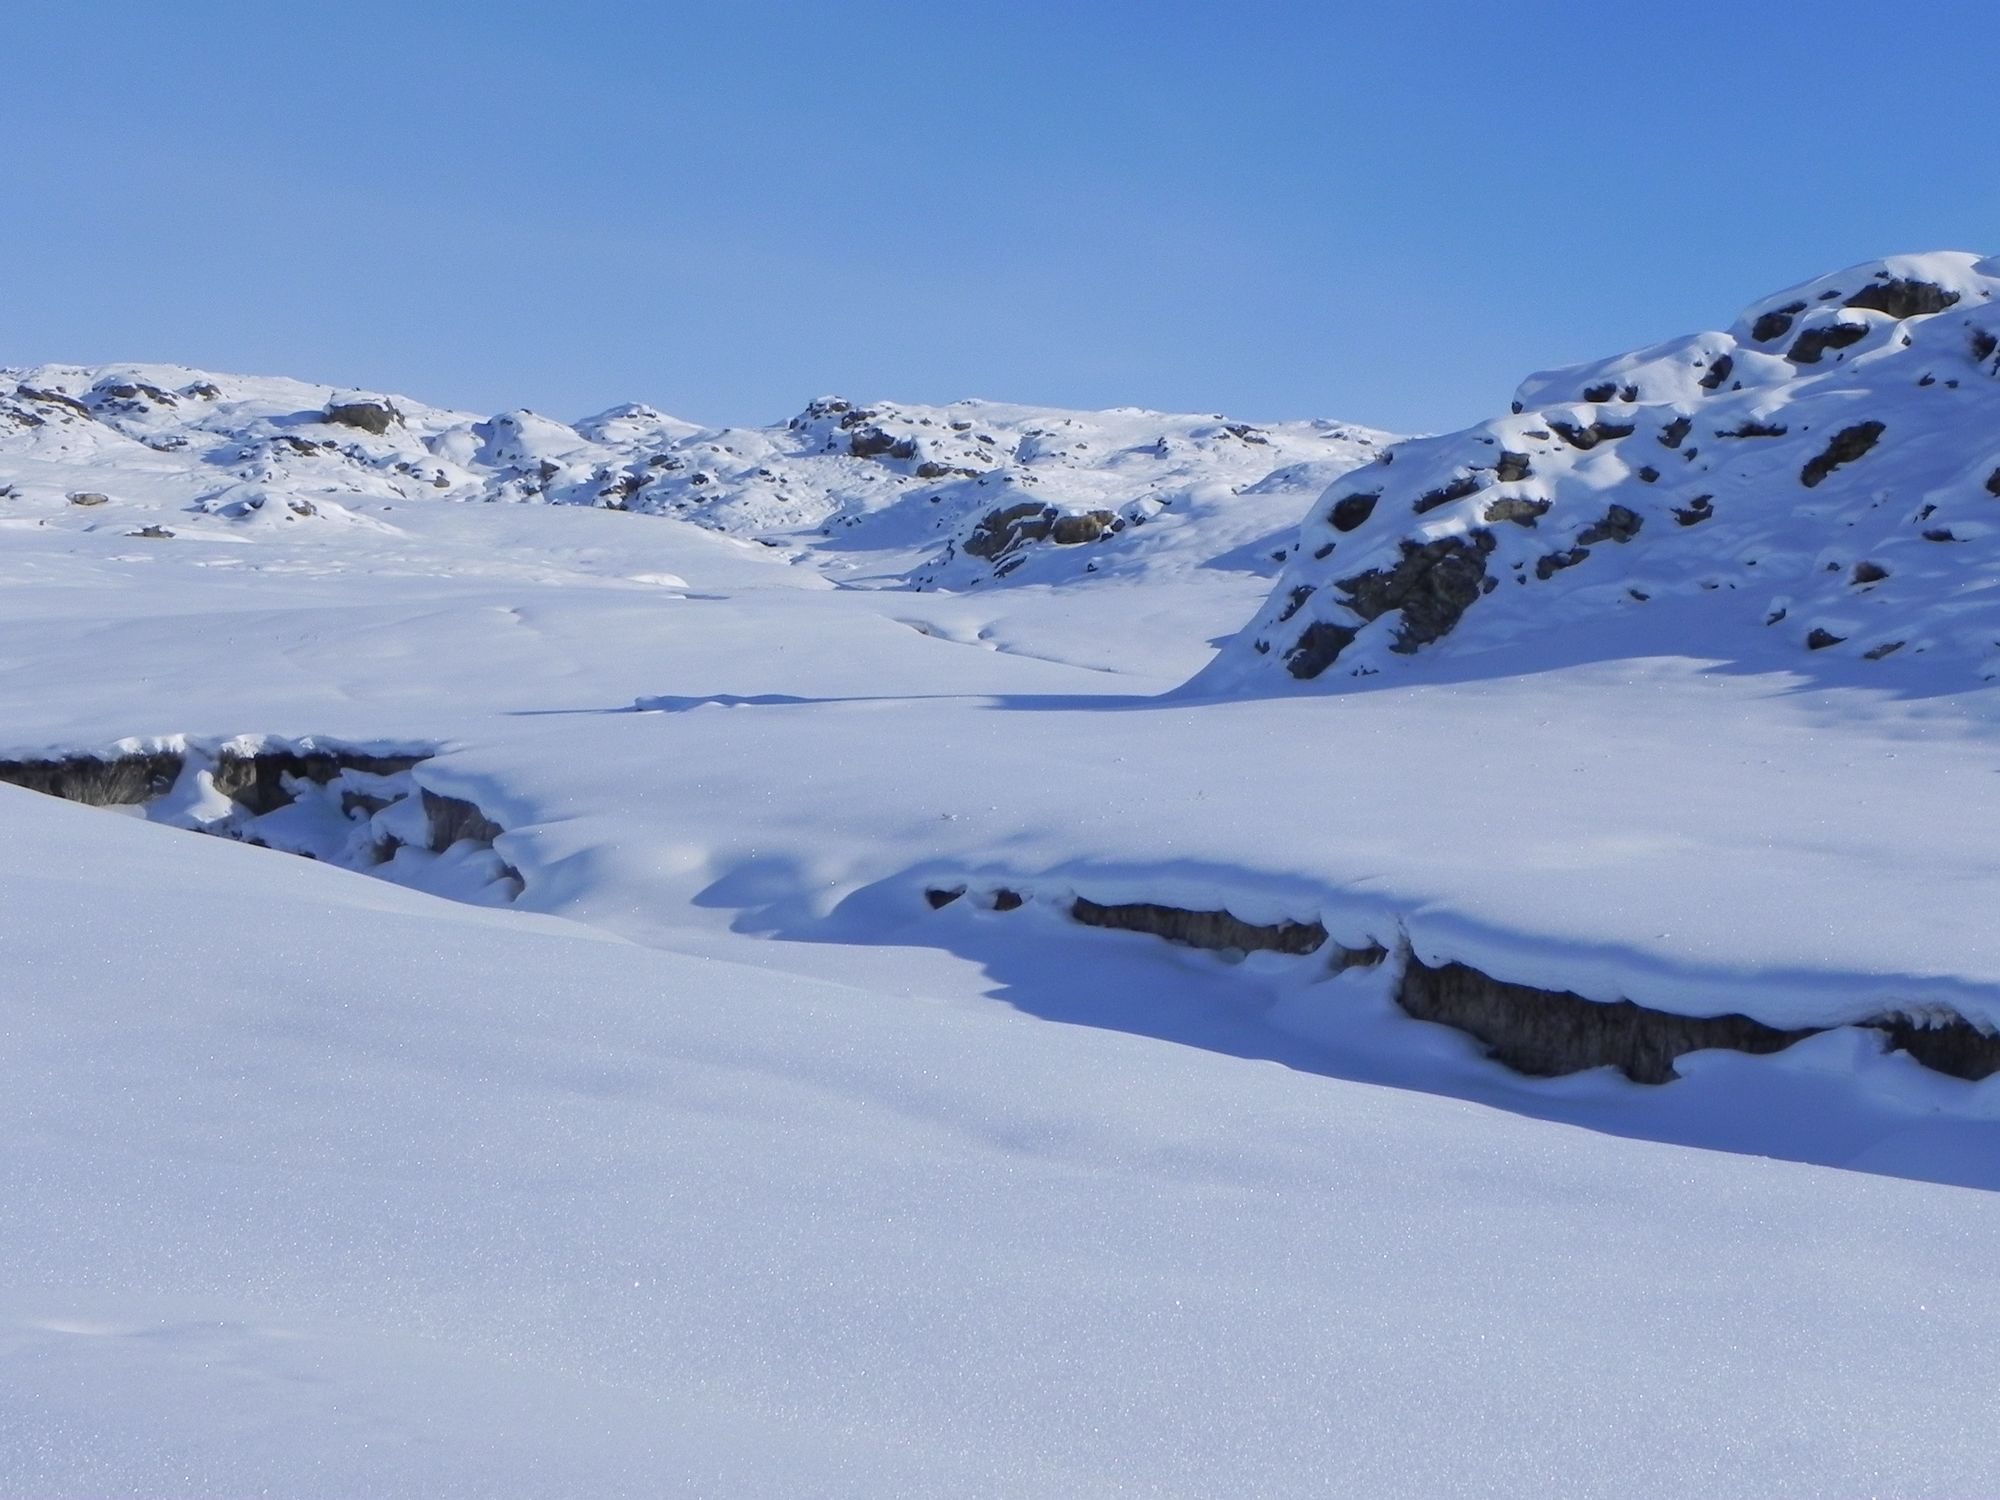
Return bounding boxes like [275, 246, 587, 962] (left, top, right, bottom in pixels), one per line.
[0, 363, 1390, 582]
[1201, 252, 2000, 690]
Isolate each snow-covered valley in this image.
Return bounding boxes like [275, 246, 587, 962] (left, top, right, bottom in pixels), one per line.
[7, 255, 2000, 1498]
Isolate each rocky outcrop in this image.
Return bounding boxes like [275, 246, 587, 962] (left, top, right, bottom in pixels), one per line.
[0, 740, 517, 898]
[1203, 252, 2000, 690]
[929, 882, 2000, 1085]
[1396, 956, 1816, 1084]
[323, 399, 400, 435]
[1069, 896, 1328, 955]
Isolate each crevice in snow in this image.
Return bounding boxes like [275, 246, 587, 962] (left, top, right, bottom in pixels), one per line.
[0, 737, 521, 905]
[927, 884, 2000, 1085]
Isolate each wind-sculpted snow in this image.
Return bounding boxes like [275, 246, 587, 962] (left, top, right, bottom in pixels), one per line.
[0, 363, 1387, 586]
[1203, 251, 2000, 690]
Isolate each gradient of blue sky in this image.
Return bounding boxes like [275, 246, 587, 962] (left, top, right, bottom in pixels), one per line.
[9, 2, 1999, 433]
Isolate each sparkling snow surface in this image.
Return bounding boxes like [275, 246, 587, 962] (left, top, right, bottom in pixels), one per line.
[3, 309, 2000, 1496]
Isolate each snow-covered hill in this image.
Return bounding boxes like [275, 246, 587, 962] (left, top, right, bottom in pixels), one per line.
[1202, 252, 2000, 690]
[10, 260, 2000, 1499]
[0, 363, 1387, 587]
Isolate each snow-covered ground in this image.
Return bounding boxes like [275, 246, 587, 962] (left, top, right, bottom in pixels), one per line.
[6, 262, 2000, 1496]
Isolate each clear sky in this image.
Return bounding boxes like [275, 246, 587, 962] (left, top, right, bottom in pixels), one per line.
[10, 1, 2000, 435]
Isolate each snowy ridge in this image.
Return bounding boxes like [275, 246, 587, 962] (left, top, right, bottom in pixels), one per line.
[1201, 251, 2000, 690]
[0, 363, 1388, 585]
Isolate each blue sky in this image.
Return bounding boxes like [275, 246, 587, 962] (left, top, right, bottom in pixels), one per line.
[10, 2, 2000, 434]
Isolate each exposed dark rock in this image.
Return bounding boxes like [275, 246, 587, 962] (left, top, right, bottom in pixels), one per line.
[1330, 942, 1389, 972]
[991, 888, 1024, 912]
[212, 748, 425, 815]
[1800, 420, 1886, 487]
[1986, 467, 2000, 498]
[1874, 1014, 2000, 1080]
[845, 425, 907, 459]
[1718, 420, 1789, 439]
[962, 501, 1053, 560]
[17, 386, 93, 418]
[1806, 627, 1845, 650]
[1697, 354, 1735, 392]
[1285, 620, 1358, 679]
[67, 491, 110, 506]
[1397, 955, 1817, 1084]
[1851, 560, 1889, 585]
[1658, 415, 1693, 448]
[1751, 301, 1808, 342]
[419, 789, 506, 853]
[1000, 889, 2000, 1088]
[1339, 532, 1495, 652]
[0, 751, 183, 805]
[1844, 278, 1959, 319]
[1413, 474, 1483, 514]
[1494, 451, 1533, 483]
[1673, 495, 1715, 526]
[1576, 504, 1643, 546]
[1483, 497, 1549, 527]
[1275, 584, 1316, 624]
[1788, 322, 1870, 365]
[1069, 896, 1327, 956]
[924, 886, 964, 909]
[1972, 329, 1999, 364]
[1327, 491, 1380, 532]
[1534, 548, 1589, 580]
[323, 399, 399, 435]
[1636, 466, 1659, 483]
[1548, 418, 1635, 451]
[1408, 478, 1488, 520]
[1863, 640, 1904, 660]
[1050, 511, 1116, 545]
[128, 526, 175, 539]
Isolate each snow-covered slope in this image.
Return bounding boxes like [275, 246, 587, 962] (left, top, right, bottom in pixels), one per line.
[10, 258, 2000, 1497]
[1202, 252, 2000, 690]
[0, 363, 1387, 586]
[8, 783, 2000, 1500]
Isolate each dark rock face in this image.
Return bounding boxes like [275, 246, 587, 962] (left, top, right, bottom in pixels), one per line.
[1327, 491, 1380, 532]
[1398, 955, 1818, 1084]
[1800, 421, 1886, 488]
[1697, 354, 1735, 392]
[1285, 620, 1358, 679]
[1412, 474, 1482, 515]
[846, 426, 916, 461]
[419, 789, 506, 853]
[1751, 301, 1809, 343]
[1494, 451, 1533, 483]
[1068, 896, 1327, 956]
[1874, 1014, 2000, 1080]
[0, 751, 183, 805]
[323, 400, 399, 435]
[932, 883, 2000, 1087]
[1483, 497, 1549, 527]
[1576, 504, 1643, 546]
[962, 502, 1052, 560]
[1547, 418, 1635, 451]
[1339, 532, 1495, 653]
[211, 748, 426, 815]
[1673, 496, 1715, 526]
[0, 743, 513, 887]
[1844, 278, 1960, 319]
[1788, 322, 1870, 365]
[1050, 511, 1115, 545]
